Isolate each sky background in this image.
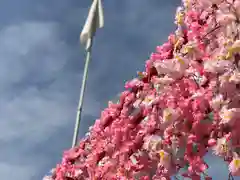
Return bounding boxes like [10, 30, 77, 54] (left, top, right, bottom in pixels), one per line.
[0, 0, 239, 180]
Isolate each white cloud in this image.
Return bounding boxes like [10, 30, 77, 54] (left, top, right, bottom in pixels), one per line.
[0, 22, 66, 86]
[0, 163, 36, 180]
[1, 1, 235, 180]
[0, 2, 179, 177]
[0, 21, 100, 180]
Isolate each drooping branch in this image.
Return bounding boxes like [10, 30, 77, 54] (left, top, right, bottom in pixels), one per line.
[44, 0, 240, 179]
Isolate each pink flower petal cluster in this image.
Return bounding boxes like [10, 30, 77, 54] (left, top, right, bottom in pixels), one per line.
[45, 0, 240, 179]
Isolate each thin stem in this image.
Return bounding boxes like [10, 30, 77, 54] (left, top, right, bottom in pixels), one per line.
[72, 38, 94, 148]
[228, 172, 234, 180]
[202, 24, 221, 39]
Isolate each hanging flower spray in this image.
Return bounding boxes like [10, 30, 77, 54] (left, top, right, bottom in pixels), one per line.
[45, 0, 240, 179]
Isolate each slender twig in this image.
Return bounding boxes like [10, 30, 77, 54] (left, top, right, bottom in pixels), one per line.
[174, 175, 180, 180]
[228, 172, 234, 180]
[202, 24, 221, 39]
[72, 38, 94, 148]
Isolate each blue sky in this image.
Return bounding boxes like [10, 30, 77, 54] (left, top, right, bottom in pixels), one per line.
[0, 0, 239, 179]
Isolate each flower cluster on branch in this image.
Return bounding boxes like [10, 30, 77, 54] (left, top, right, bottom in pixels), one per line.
[45, 0, 240, 179]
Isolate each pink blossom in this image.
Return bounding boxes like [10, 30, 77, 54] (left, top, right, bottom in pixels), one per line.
[154, 57, 187, 79]
[158, 150, 172, 169]
[229, 71, 240, 84]
[219, 106, 240, 125]
[234, 0, 240, 16]
[210, 94, 225, 110]
[125, 78, 144, 89]
[229, 153, 240, 176]
[143, 135, 163, 158]
[204, 60, 233, 73]
[216, 11, 236, 25]
[161, 108, 180, 127]
[208, 138, 217, 147]
[212, 136, 232, 157]
[154, 60, 176, 75]
[152, 75, 175, 85]
[47, 0, 240, 179]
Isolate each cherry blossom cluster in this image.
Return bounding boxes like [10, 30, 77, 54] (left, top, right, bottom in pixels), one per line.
[44, 0, 240, 179]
